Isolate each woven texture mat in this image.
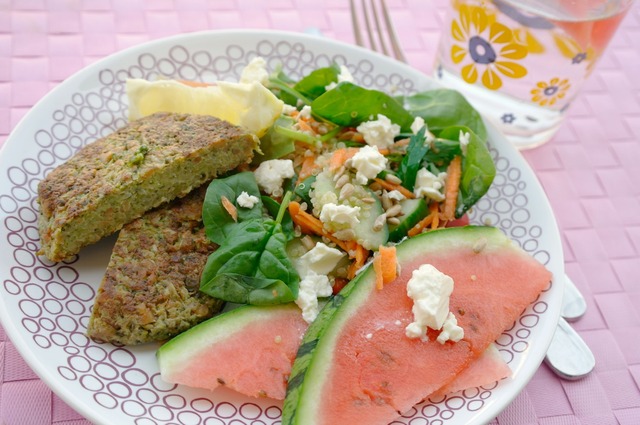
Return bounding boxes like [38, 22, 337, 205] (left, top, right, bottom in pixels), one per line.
[1, 1, 639, 424]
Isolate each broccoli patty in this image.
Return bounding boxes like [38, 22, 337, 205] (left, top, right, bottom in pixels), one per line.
[86, 187, 223, 345]
[37, 112, 258, 262]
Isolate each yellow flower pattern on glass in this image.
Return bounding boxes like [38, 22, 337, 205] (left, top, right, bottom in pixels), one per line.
[531, 78, 570, 107]
[450, 4, 528, 90]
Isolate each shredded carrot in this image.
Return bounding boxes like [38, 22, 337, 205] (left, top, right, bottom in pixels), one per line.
[373, 245, 397, 290]
[347, 244, 370, 279]
[297, 154, 320, 183]
[442, 156, 462, 221]
[221, 196, 238, 222]
[178, 80, 212, 88]
[378, 245, 397, 284]
[378, 148, 391, 156]
[430, 201, 440, 229]
[296, 119, 314, 133]
[373, 178, 415, 199]
[329, 148, 359, 172]
[288, 201, 323, 234]
[407, 202, 440, 237]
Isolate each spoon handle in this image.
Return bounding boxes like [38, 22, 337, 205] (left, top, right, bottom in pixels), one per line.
[544, 316, 595, 380]
[562, 273, 587, 322]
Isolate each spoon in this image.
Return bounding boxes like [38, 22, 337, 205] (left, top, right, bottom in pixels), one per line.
[544, 274, 595, 380]
[561, 273, 588, 322]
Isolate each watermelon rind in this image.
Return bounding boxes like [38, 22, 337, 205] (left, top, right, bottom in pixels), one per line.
[157, 304, 301, 381]
[282, 225, 529, 425]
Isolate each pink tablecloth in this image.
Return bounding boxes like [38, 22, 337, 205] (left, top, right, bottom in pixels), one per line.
[1, 1, 639, 424]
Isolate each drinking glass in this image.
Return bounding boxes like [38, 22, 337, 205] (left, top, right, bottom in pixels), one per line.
[434, 0, 634, 149]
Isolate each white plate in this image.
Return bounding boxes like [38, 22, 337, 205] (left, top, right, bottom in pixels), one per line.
[0, 30, 563, 425]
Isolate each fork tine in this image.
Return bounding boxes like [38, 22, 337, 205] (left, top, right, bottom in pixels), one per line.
[349, 0, 365, 47]
[379, 0, 407, 62]
[361, 0, 380, 53]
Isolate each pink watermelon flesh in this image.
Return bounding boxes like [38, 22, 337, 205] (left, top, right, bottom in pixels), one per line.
[431, 343, 511, 398]
[162, 306, 308, 400]
[319, 244, 551, 425]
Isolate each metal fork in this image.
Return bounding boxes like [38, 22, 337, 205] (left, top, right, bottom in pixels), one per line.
[350, 0, 407, 63]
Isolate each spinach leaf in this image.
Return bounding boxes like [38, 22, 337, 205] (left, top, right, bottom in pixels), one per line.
[200, 219, 299, 305]
[311, 82, 414, 131]
[294, 64, 341, 101]
[439, 126, 496, 217]
[203, 172, 263, 245]
[397, 127, 429, 191]
[401, 89, 488, 141]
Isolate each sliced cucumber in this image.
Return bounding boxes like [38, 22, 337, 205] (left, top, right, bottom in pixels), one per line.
[312, 170, 388, 250]
[388, 198, 429, 242]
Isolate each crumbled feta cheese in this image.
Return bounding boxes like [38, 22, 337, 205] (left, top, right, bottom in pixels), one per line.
[410, 116, 425, 135]
[296, 273, 333, 323]
[436, 312, 464, 344]
[298, 105, 312, 120]
[239, 57, 269, 86]
[325, 65, 355, 91]
[350, 145, 388, 185]
[459, 130, 471, 155]
[356, 114, 401, 149]
[319, 203, 360, 231]
[282, 103, 297, 115]
[236, 191, 259, 209]
[387, 190, 406, 201]
[254, 159, 295, 197]
[410, 116, 435, 141]
[294, 242, 345, 323]
[413, 168, 447, 201]
[405, 264, 461, 342]
[296, 242, 346, 276]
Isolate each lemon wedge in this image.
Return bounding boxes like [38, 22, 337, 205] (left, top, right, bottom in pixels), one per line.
[126, 78, 283, 137]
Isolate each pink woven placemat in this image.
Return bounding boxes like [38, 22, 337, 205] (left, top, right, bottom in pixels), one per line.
[1, 1, 639, 424]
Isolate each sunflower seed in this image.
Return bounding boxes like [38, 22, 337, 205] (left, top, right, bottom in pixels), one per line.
[385, 204, 403, 218]
[387, 217, 401, 225]
[381, 192, 393, 210]
[335, 174, 350, 189]
[373, 213, 387, 231]
[339, 183, 355, 200]
[361, 197, 376, 204]
[333, 166, 346, 181]
[385, 174, 402, 185]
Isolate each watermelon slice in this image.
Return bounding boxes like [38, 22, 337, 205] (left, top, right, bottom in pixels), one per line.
[283, 226, 551, 425]
[157, 304, 308, 400]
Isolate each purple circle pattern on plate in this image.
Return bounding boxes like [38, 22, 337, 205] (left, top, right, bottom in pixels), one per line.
[0, 38, 550, 424]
